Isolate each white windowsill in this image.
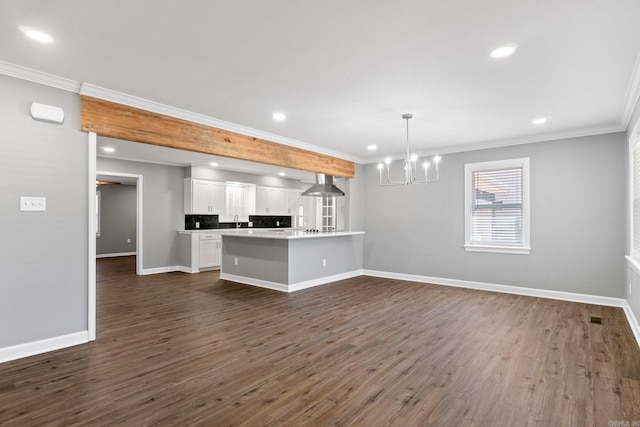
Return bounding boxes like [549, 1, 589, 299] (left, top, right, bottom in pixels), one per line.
[464, 244, 531, 255]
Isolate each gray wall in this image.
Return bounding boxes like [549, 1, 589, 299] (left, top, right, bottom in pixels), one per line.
[96, 157, 184, 270]
[0, 75, 88, 348]
[363, 133, 626, 298]
[97, 184, 137, 255]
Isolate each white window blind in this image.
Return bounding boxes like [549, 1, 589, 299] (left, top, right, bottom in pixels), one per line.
[464, 158, 530, 254]
[633, 143, 640, 260]
[471, 167, 523, 246]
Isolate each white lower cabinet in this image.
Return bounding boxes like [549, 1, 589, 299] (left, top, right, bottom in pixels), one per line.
[199, 233, 221, 269]
[179, 232, 221, 272]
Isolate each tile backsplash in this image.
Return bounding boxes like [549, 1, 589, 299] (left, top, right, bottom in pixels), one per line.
[185, 215, 218, 230]
[186, 215, 291, 230]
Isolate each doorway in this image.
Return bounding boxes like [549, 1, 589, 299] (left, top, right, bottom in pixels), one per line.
[95, 171, 143, 275]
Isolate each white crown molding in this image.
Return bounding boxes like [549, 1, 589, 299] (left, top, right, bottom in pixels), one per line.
[80, 83, 361, 164]
[362, 123, 626, 164]
[0, 60, 81, 93]
[622, 52, 640, 130]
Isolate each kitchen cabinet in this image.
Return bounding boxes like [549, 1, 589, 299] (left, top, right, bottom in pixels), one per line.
[288, 189, 300, 216]
[178, 231, 221, 272]
[221, 182, 256, 222]
[184, 179, 225, 215]
[256, 186, 296, 215]
[199, 233, 221, 269]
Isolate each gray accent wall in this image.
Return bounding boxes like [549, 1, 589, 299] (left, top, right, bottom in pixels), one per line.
[363, 133, 626, 298]
[0, 75, 88, 348]
[96, 184, 137, 255]
[96, 157, 184, 270]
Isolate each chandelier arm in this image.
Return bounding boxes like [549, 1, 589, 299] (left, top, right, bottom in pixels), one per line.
[384, 162, 409, 185]
[379, 167, 408, 186]
[414, 163, 440, 184]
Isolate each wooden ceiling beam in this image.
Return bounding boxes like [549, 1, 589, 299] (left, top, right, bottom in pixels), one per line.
[80, 95, 355, 178]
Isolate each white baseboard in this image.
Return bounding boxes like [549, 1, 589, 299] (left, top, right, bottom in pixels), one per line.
[176, 265, 199, 274]
[96, 252, 136, 258]
[220, 273, 289, 292]
[364, 269, 639, 348]
[141, 265, 180, 275]
[0, 331, 89, 364]
[220, 270, 363, 293]
[622, 302, 640, 349]
[288, 270, 364, 292]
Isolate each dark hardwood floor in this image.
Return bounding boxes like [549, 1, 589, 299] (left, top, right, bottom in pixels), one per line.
[1, 256, 639, 426]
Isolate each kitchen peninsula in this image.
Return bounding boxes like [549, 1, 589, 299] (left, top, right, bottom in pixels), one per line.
[219, 230, 365, 292]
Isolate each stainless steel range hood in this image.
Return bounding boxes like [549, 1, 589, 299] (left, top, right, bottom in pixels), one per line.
[301, 174, 345, 197]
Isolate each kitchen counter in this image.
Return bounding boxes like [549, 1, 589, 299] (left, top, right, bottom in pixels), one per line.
[178, 228, 293, 234]
[220, 230, 364, 292]
[218, 229, 364, 240]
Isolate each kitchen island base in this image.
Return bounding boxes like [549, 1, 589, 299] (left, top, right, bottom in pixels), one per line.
[219, 231, 364, 292]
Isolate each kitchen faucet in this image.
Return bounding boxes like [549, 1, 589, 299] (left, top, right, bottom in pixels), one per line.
[234, 214, 239, 228]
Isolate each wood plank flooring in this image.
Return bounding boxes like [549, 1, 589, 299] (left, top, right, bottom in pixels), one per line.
[1, 256, 639, 426]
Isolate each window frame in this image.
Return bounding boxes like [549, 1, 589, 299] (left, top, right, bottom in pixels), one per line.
[464, 157, 531, 255]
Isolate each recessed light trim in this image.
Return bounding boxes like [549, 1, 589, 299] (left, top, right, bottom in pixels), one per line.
[19, 26, 53, 43]
[272, 112, 286, 121]
[490, 43, 518, 59]
[367, 144, 377, 151]
[532, 117, 548, 125]
[102, 147, 115, 153]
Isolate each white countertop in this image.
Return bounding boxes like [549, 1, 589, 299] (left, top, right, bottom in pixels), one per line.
[218, 229, 365, 240]
[178, 228, 293, 235]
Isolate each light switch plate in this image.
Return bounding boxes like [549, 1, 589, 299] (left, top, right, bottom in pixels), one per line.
[20, 196, 46, 212]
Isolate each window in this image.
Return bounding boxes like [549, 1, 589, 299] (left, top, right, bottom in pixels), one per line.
[464, 158, 530, 254]
[320, 195, 336, 231]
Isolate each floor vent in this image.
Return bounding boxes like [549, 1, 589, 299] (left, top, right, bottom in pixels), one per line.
[589, 316, 603, 325]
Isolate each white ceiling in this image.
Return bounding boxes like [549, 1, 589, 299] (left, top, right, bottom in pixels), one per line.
[2, 0, 640, 169]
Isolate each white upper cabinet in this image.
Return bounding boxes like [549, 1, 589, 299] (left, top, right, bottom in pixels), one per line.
[287, 189, 300, 216]
[184, 179, 225, 215]
[221, 182, 256, 222]
[256, 186, 298, 215]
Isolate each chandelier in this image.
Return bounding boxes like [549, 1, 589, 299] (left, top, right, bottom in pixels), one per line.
[377, 113, 441, 186]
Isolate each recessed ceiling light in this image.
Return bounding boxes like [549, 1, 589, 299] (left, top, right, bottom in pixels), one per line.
[19, 26, 53, 44]
[279, 172, 286, 177]
[272, 112, 286, 121]
[532, 117, 548, 125]
[102, 147, 115, 153]
[367, 145, 377, 151]
[490, 43, 518, 59]
[210, 162, 219, 167]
